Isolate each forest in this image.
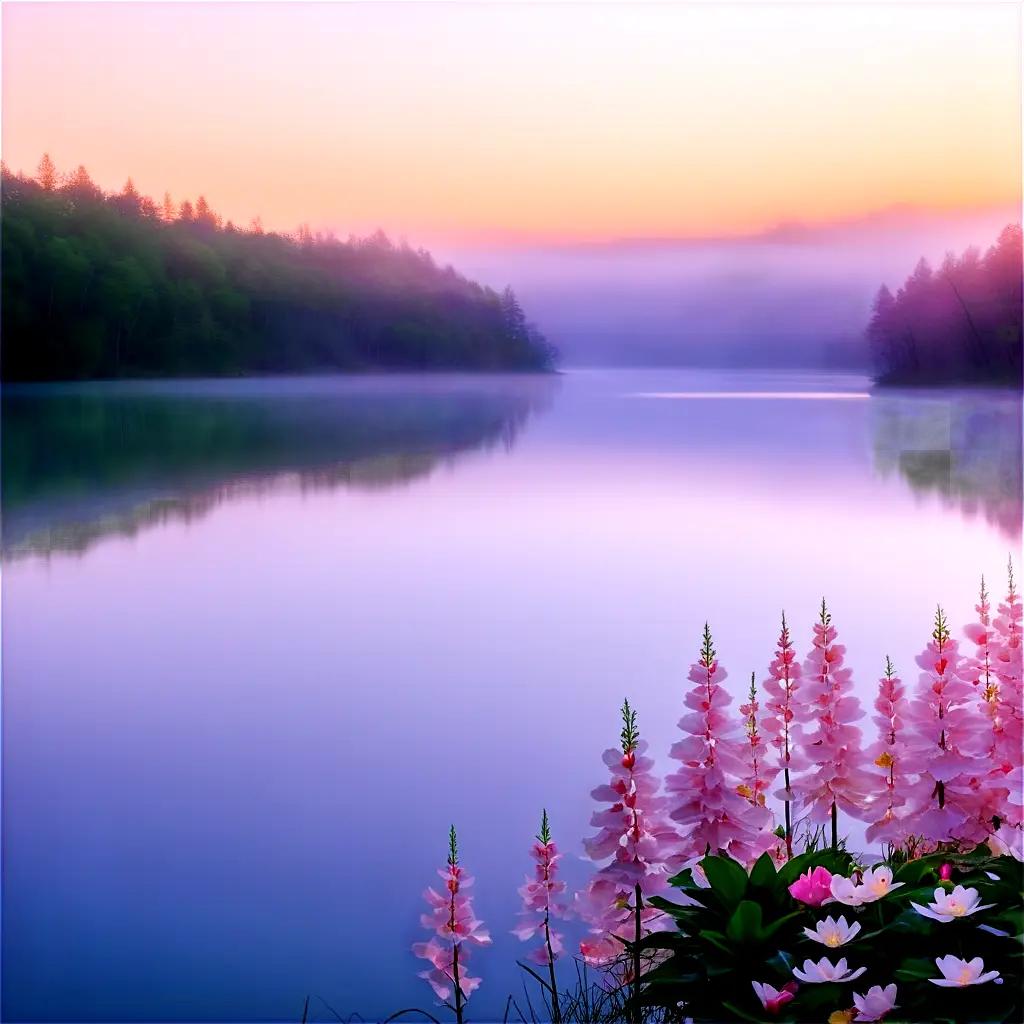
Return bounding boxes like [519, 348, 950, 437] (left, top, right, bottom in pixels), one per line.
[867, 223, 1022, 386]
[1, 156, 556, 380]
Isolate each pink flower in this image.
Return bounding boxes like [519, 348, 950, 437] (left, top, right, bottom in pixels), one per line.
[929, 955, 1001, 987]
[903, 607, 990, 845]
[990, 562, 1023, 829]
[829, 874, 866, 907]
[665, 625, 770, 866]
[803, 915, 861, 947]
[792, 601, 871, 831]
[788, 865, 834, 906]
[413, 826, 490, 1004]
[965, 575, 1014, 832]
[964, 576, 997, 702]
[512, 810, 570, 966]
[577, 700, 677, 966]
[411, 940, 483, 1003]
[911, 885, 994, 922]
[762, 612, 802, 855]
[866, 658, 910, 846]
[827, 868, 903, 907]
[751, 980, 797, 1014]
[738, 672, 779, 820]
[792, 957, 866, 984]
[852, 983, 898, 1021]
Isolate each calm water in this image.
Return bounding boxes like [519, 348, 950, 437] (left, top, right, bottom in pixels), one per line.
[2, 369, 1020, 1023]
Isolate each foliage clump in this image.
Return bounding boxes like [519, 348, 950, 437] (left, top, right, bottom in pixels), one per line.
[867, 228, 1022, 386]
[1, 156, 556, 380]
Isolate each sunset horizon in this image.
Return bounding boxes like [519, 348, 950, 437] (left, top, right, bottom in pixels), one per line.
[4, 2, 1020, 246]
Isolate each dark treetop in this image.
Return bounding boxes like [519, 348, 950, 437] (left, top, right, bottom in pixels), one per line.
[1, 158, 556, 381]
[866, 223, 1022, 387]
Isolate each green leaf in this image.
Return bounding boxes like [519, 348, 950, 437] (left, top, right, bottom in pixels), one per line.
[992, 907, 1024, 936]
[761, 909, 803, 941]
[777, 850, 818, 888]
[795, 983, 846, 1011]
[894, 957, 935, 981]
[707, 960, 737, 978]
[720, 1001, 762, 1023]
[701, 854, 749, 909]
[776, 848, 852, 888]
[883, 907, 934, 936]
[667, 867, 695, 888]
[697, 928, 735, 955]
[647, 894, 703, 918]
[893, 854, 943, 886]
[749, 851, 778, 890]
[726, 900, 764, 943]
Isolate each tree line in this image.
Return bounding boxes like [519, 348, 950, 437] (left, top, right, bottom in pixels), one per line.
[2, 155, 556, 380]
[867, 223, 1022, 385]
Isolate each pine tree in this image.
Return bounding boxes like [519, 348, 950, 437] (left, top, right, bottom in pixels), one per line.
[64, 165, 101, 202]
[195, 195, 220, 229]
[501, 286, 528, 342]
[36, 152, 57, 191]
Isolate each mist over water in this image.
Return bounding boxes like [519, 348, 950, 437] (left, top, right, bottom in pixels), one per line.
[2, 369, 1018, 1022]
[440, 207, 1019, 369]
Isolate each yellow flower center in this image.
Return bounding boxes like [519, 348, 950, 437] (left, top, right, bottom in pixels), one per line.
[825, 932, 842, 947]
[948, 902, 965, 916]
[957, 968, 972, 986]
[875, 752, 895, 768]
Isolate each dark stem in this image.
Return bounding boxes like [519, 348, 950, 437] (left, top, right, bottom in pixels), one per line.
[783, 765, 793, 859]
[830, 802, 838, 849]
[452, 942, 464, 1024]
[543, 913, 560, 1024]
[382, 1011, 443, 1024]
[632, 883, 642, 1024]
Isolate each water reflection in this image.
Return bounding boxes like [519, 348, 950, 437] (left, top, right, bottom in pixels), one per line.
[3, 369, 1018, 1024]
[1, 375, 557, 559]
[4, 375, 1019, 561]
[870, 388, 1022, 538]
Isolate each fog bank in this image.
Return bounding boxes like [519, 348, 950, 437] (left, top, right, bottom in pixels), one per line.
[438, 205, 1019, 369]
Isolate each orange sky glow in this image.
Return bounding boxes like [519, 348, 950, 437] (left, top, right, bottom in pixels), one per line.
[3, 2, 1020, 245]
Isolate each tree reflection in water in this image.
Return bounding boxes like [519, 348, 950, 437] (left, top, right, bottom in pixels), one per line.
[871, 388, 1022, 538]
[1, 375, 557, 559]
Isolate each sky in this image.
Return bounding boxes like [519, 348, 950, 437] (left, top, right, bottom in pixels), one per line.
[3, 1, 1021, 246]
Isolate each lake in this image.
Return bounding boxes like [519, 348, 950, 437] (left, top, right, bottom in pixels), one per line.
[2, 368, 1020, 1023]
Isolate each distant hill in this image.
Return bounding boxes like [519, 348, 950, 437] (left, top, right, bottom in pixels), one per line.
[1, 159, 555, 380]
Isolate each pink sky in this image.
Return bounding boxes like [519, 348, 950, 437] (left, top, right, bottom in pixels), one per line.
[3, 2, 1020, 244]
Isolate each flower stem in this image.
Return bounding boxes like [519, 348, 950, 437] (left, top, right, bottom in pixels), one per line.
[632, 883, 642, 1024]
[543, 913, 561, 1024]
[452, 942, 463, 1024]
[447, 827, 464, 1024]
[784, 765, 793, 859]
[831, 802, 838, 849]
